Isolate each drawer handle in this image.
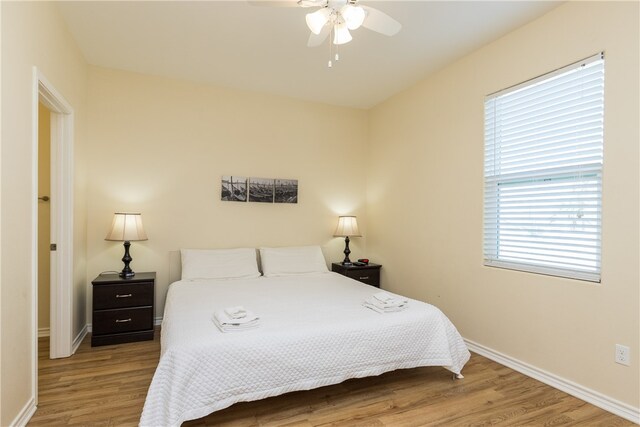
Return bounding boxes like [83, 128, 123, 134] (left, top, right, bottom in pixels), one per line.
[116, 294, 132, 298]
[115, 318, 132, 323]
[359, 276, 370, 280]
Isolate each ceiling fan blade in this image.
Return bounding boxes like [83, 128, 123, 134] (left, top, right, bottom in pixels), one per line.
[298, 0, 327, 7]
[360, 5, 401, 36]
[307, 25, 330, 47]
[246, 0, 299, 7]
[246, 0, 325, 6]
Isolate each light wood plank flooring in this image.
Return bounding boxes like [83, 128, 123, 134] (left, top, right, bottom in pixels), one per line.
[29, 330, 633, 426]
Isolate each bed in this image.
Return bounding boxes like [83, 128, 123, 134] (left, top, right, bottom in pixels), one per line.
[140, 247, 470, 426]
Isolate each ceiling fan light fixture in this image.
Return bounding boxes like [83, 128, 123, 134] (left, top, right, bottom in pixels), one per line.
[306, 7, 332, 35]
[333, 19, 352, 45]
[341, 5, 365, 30]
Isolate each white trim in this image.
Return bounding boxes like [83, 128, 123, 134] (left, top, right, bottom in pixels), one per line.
[38, 327, 50, 338]
[72, 324, 88, 354]
[465, 338, 640, 424]
[484, 261, 601, 283]
[30, 69, 39, 409]
[9, 397, 37, 427]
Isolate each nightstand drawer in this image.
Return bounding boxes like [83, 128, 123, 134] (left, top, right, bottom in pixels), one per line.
[93, 307, 153, 335]
[93, 282, 154, 310]
[332, 263, 382, 288]
[344, 269, 380, 287]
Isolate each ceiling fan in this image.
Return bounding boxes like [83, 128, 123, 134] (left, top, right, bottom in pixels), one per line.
[298, 0, 401, 48]
[249, 0, 401, 66]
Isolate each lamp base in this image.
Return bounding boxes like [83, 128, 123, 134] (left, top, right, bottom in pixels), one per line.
[341, 236, 352, 265]
[120, 241, 135, 278]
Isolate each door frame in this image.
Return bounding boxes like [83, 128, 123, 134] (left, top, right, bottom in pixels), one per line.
[31, 67, 74, 384]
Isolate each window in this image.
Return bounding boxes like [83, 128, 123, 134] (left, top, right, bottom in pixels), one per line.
[484, 53, 604, 282]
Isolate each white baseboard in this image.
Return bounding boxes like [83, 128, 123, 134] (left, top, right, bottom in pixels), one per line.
[10, 396, 37, 427]
[38, 327, 50, 338]
[86, 316, 162, 333]
[72, 324, 88, 354]
[464, 338, 640, 424]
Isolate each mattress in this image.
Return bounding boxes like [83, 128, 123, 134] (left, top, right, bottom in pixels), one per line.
[140, 272, 470, 426]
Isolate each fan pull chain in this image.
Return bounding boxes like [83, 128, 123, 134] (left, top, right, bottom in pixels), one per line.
[327, 26, 340, 68]
[328, 26, 333, 68]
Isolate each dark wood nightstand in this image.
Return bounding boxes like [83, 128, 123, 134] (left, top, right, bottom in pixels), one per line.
[91, 272, 155, 347]
[332, 263, 382, 288]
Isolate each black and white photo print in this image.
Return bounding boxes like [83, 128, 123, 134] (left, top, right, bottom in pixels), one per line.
[274, 179, 298, 203]
[221, 176, 248, 202]
[248, 177, 274, 203]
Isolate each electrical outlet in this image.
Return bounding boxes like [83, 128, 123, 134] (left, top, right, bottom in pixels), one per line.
[615, 344, 630, 366]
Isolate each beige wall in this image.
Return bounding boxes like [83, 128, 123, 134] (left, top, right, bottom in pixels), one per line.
[367, 1, 639, 407]
[0, 2, 88, 424]
[37, 102, 51, 331]
[85, 66, 369, 317]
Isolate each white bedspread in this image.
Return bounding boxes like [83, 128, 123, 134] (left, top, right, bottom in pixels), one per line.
[140, 273, 470, 426]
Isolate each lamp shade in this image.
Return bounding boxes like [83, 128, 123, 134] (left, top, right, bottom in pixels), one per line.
[334, 216, 361, 237]
[105, 213, 148, 242]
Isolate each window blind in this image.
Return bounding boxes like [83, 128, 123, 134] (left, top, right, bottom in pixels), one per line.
[484, 53, 604, 282]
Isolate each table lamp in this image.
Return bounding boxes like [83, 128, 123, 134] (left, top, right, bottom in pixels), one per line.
[105, 212, 148, 278]
[334, 215, 361, 265]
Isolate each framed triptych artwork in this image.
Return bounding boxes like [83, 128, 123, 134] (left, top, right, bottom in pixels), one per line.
[221, 176, 298, 204]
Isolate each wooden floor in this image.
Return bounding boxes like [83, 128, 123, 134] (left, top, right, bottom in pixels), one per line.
[29, 329, 633, 426]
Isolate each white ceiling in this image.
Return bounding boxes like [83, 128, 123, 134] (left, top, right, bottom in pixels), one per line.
[57, 1, 561, 109]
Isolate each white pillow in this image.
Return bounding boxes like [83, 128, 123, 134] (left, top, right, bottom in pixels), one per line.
[259, 245, 329, 277]
[181, 248, 260, 280]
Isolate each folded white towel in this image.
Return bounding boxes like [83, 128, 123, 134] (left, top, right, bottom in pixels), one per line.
[373, 291, 394, 303]
[363, 301, 406, 313]
[364, 292, 408, 313]
[371, 292, 408, 307]
[213, 308, 259, 332]
[213, 316, 259, 332]
[224, 306, 248, 319]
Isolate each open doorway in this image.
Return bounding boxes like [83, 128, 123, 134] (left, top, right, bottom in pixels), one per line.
[31, 69, 76, 409]
[37, 101, 52, 342]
